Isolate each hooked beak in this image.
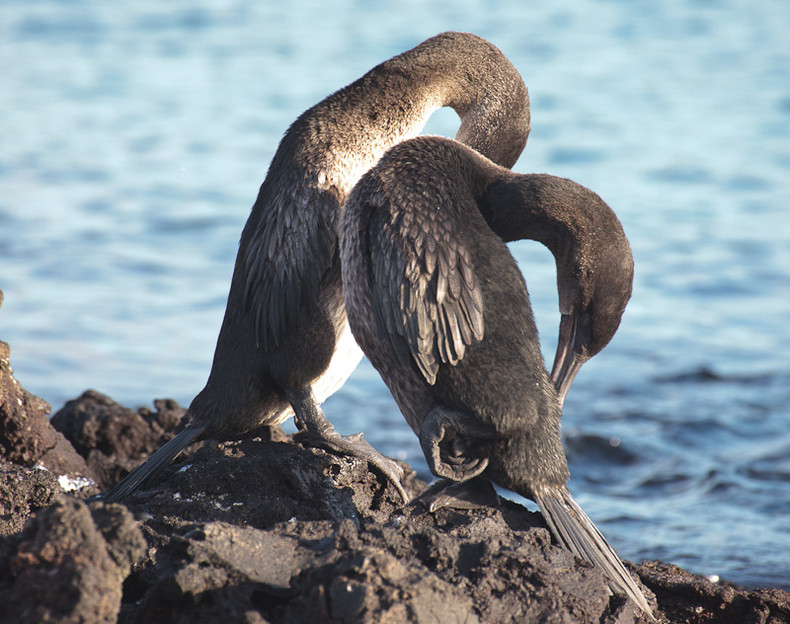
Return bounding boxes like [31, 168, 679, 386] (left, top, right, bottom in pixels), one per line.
[550, 313, 587, 407]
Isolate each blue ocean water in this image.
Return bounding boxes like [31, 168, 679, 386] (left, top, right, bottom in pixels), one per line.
[1, 0, 789, 589]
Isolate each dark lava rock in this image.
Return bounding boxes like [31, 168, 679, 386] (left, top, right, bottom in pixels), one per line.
[5, 420, 789, 624]
[0, 314, 788, 622]
[51, 390, 187, 491]
[3, 402, 790, 624]
[0, 497, 145, 624]
[0, 460, 62, 537]
[0, 340, 93, 482]
[636, 561, 790, 624]
[111, 436, 630, 624]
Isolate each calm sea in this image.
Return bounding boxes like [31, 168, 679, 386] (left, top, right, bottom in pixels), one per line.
[1, 0, 788, 589]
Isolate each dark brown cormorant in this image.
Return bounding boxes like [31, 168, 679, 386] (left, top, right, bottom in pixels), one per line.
[340, 136, 649, 617]
[103, 32, 530, 503]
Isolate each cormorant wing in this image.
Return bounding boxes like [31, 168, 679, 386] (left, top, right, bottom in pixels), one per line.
[241, 183, 341, 350]
[368, 196, 485, 385]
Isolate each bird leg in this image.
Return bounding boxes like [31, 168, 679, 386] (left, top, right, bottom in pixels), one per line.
[286, 387, 409, 502]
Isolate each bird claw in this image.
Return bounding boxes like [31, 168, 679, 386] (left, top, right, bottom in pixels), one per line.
[410, 477, 498, 513]
[294, 429, 409, 503]
[420, 407, 490, 482]
[429, 454, 489, 481]
[287, 388, 409, 503]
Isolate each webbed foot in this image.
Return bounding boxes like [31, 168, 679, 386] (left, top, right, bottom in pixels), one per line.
[420, 406, 492, 481]
[410, 477, 498, 512]
[287, 387, 409, 503]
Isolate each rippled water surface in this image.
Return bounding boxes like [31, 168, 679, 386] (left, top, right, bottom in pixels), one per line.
[2, 0, 789, 589]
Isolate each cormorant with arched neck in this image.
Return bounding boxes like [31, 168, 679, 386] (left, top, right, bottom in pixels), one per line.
[104, 32, 531, 503]
[340, 136, 649, 618]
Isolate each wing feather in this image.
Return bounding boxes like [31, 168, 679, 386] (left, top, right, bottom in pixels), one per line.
[369, 195, 485, 385]
[241, 182, 341, 350]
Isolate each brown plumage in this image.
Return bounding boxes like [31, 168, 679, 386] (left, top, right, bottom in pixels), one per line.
[103, 32, 530, 503]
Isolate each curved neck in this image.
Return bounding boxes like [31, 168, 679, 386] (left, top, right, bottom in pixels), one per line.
[369, 31, 531, 168]
[477, 174, 621, 313]
[477, 173, 633, 362]
[278, 32, 530, 197]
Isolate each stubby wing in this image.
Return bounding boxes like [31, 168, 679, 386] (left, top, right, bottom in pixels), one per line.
[369, 199, 485, 385]
[241, 182, 341, 350]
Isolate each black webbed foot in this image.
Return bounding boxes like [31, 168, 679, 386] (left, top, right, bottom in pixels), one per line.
[410, 477, 499, 512]
[287, 387, 409, 503]
[420, 406, 494, 481]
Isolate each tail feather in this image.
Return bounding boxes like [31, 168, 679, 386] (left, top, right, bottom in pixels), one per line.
[102, 425, 205, 503]
[534, 485, 655, 621]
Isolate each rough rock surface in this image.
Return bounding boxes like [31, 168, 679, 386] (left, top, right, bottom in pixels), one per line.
[0, 322, 788, 622]
[51, 390, 187, 491]
[0, 340, 92, 481]
[0, 497, 145, 624]
[0, 459, 62, 537]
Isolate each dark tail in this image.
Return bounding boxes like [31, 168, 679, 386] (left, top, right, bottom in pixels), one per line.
[533, 485, 655, 621]
[102, 425, 205, 503]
